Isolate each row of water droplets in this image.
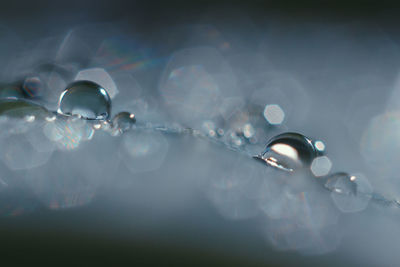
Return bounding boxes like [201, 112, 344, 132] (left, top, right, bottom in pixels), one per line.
[0, 78, 398, 212]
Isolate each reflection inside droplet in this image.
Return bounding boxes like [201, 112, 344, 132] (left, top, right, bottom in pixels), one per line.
[310, 156, 332, 177]
[325, 172, 357, 195]
[255, 132, 317, 172]
[111, 111, 136, 135]
[57, 80, 111, 120]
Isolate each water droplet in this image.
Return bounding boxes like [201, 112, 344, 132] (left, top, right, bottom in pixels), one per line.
[314, 140, 326, 153]
[325, 172, 372, 213]
[254, 132, 317, 172]
[310, 156, 332, 177]
[263, 104, 285, 125]
[202, 120, 216, 136]
[22, 76, 43, 98]
[324, 172, 357, 195]
[0, 98, 50, 119]
[57, 80, 111, 120]
[111, 112, 136, 135]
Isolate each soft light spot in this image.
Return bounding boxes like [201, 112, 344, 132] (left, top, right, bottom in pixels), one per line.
[311, 156, 332, 177]
[263, 104, 285, 125]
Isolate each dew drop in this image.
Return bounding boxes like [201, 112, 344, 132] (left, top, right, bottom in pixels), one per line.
[324, 172, 357, 195]
[254, 132, 317, 172]
[57, 80, 111, 120]
[112, 111, 136, 134]
[325, 172, 372, 213]
[22, 76, 43, 98]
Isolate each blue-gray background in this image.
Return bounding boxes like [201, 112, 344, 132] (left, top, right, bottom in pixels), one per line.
[1, 1, 400, 266]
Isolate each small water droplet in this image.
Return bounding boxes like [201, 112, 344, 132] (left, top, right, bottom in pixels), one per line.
[325, 172, 373, 213]
[22, 76, 43, 98]
[324, 172, 357, 195]
[57, 80, 111, 120]
[111, 111, 136, 135]
[45, 115, 56, 122]
[254, 132, 317, 172]
[243, 123, 255, 139]
[24, 115, 35, 123]
[202, 120, 216, 137]
[92, 123, 102, 130]
[314, 140, 326, 153]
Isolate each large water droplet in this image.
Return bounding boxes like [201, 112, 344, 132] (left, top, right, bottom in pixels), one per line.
[111, 111, 136, 135]
[325, 172, 372, 213]
[0, 98, 50, 119]
[57, 80, 111, 120]
[254, 132, 317, 172]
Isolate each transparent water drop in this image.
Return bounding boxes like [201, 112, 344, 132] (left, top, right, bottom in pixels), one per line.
[111, 111, 136, 134]
[325, 172, 372, 213]
[57, 80, 111, 120]
[254, 132, 317, 172]
[324, 172, 357, 195]
[0, 98, 50, 119]
[314, 140, 326, 153]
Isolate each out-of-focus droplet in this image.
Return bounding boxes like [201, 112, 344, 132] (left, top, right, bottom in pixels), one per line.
[57, 80, 111, 120]
[263, 104, 285, 125]
[325, 172, 372, 213]
[324, 172, 357, 195]
[22, 76, 43, 98]
[255, 132, 317, 172]
[243, 123, 255, 139]
[0, 98, 50, 119]
[310, 156, 332, 177]
[119, 130, 169, 173]
[314, 140, 326, 153]
[112, 111, 136, 134]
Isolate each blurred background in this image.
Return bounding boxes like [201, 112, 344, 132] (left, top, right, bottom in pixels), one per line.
[1, 0, 400, 266]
